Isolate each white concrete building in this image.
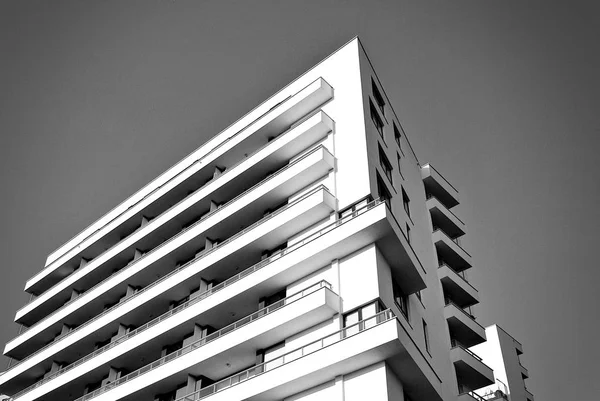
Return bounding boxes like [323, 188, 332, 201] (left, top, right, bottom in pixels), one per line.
[470, 326, 534, 401]
[0, 38, 498, 401]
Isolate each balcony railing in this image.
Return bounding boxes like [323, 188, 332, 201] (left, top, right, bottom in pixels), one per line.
[451, 339, 483, 362]
[21, 109, 330, 314]
[4, 183, 332, 374]
[72, 281, 333, 401]
[34, 78, 329, 280]
[175, 309, 395, 401]
[427, 195, 465, 225]
[7, 196, 384, 397]
[11, 145, 331, 343]
[433, 229, 471, 256]
[439, 263, 477, 292]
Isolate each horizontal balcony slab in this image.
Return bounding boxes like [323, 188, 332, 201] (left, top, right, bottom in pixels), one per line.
[427, 197, 465, 238]
[421, 164, 459, 209]
[17, 110, 334, 327]
[450, 346, 494, 391]
[18, 284, 339, 401]
[114, 312, 402, 401]
[28, 77, 334, 295]
[438, 265, 479, 308]
[433, 230, 472, 272]
[7, 145, 334, 357]
[445, 302, 486, 348]
[521, 363, 529, 379]
[0, 188, 335, 390]
[525, 388, 534, 400]
[9, 143, 333, 359]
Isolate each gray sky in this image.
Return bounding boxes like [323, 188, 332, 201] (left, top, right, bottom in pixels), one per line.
[0, 1, 598, 400]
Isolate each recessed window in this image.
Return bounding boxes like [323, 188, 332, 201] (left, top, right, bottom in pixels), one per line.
[397, 153, 402, 178]
[378, 145, 393, 186]
[393, 279, 409, 320]
[393, 122, 402, 150]
[377, 173, 392, 210]
[372, 78, 385, 116]
[423, 319, 430, 353]
[370, 101, 384, 139]
[406, 223, 411, 244]
[402, 187, 410, 217]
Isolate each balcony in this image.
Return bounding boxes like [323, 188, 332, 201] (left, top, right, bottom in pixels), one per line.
[122, 310, 403, 401]
[421, 164, 459, 209]
[438, 264, 478, 308]
[15, 281, 338, 401]
[6, 145, 335, 359]
[525, 388, 534, 401]
[27, 77, 334, 296]
[451, 342, 494, 391]
[433, 229, 472, 272]
[458, 392, 487, 401]
[0, 187, 336, 393]
[427, 196, 465, 238]
[521, 363, 529, 379]
[17, 110, 334, 329]
[445, 301, 486, 347]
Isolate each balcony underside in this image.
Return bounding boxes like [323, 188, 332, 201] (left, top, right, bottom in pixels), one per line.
[18, 111, 334, 328]
[438, 265, 478, 308]
[28, 78, 334, 295]
[451, 347, 494, 391]
[427, 197, 465, 238]
[445, 304, 486, 348]
[0, 189, 335, 394]
[433, 230, 472, 272]
[421, 164, 459, 209]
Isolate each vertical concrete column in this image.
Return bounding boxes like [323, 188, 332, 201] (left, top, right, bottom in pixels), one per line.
[140, 215, 149, 228]
[334, 375, 345, 401]
[56, 324, 72, 340]
[190, 278, 212, 299]
[101, 366, 121, 386]
[43, 361, 63, 379]
[78, 258, 89, 270]
[110, 323, 129, 343]
[213, 166, 225, 179]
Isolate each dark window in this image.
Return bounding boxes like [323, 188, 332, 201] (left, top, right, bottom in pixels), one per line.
[397, 153, 402, 178]
[402, 187, 410, 217]
[406, 223, 411, 244]
[372, 79, 385, 116]
[378, 145, 393, 185]
[393, 122, 402, 150]
[377, 173, 392, 210]
[393, 280, 409, 320]
[416, 290, 422, 301]
[423, 319, 430, 353]
[370, 101, 384, 139]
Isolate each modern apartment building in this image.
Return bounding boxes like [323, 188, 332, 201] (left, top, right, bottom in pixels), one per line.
[0, 37, 497, 401]
[470, 325, 534, 401]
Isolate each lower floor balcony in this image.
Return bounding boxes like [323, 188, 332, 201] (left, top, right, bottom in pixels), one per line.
[451, 342, 494, 392]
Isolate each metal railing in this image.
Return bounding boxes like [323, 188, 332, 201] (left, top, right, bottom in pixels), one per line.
[176, 309, 395, 401]
[422, 163, 459, 193]
[6, 195, 383, 399]
[439, 263, 477, 292]
[451, 339, 484, 362]
[433, 229, 471, 257]
[445, 299, 483, 331]
[21, 108, 327, 313]
[34, 78, 326, 279]
[4, 184, 331, 374]
[72, 281, 333, 401]
[11, 145, 329, 342]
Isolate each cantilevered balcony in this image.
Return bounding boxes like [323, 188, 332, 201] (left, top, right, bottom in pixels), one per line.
[521, 363, 529, 379]
[0, 187, 335, 394]
[421, 164, 459, 209]
[525, 388, 534, 401]
[438, 264, 479, 308]
[445, 301, 486, 348]
[17, 110, 334, 329]
[6, 146, 334, 358]
[27, 77, 334, 296]
[15, 282, 338, 401]
[433, 229, 472, 272]
[451, 341, 494, 391]
[457, 391, 487, 401]
[427, 196, 465, 239]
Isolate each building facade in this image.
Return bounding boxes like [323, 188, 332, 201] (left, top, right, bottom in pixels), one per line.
[0, 38, 500, 401]
[470, 325, 534, 401]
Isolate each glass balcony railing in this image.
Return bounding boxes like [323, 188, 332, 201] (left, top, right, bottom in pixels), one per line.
[6, 195, 383, 399]
[175, 309, 395, 401]
[10, 145, 330, 342]
[72, 281, 334, 401]
[4, 183, 332, 374]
